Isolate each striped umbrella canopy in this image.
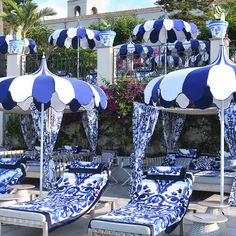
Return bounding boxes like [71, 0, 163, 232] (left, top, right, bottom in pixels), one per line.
[0, 55, 107, 194]
[154, 55, 183, 68]
[166, 39, 210, 53]
[115, 41, 154, 60]
[0, 34, 37, 54]
[144, 44, 236, 203]
[48, 24, 100, 78]
[48, 25, 100, 50]
[133, 14, 198, 44]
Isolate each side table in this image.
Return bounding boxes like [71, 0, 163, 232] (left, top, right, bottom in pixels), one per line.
[198, 201, 230, 214]
[198, 200, 229, 235]
[0, 194, 22, 207]
[12, 184, 35, 202]
[185, 212, 228, 236]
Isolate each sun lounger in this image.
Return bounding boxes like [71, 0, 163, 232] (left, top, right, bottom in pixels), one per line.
[89, 166, 193, 236]
[0, 161, 109, 236]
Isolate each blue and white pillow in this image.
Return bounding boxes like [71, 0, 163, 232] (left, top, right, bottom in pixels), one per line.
[0, 157, 25, 169]
[190, 155, 216, 171]
[175, 148, 197, 158]
[162, 153, 176, 166]
[147, 166, 186, 180]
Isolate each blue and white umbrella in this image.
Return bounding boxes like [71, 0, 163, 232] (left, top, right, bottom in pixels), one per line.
[133, 15, 198, 44]
[115, 41, 154, 59]
[166, 39, 210, 53]
[165, 40, 210, 66]
[0, 34, 37, 54]
[144, 44, 236, 203]
[154, 55, 183, 68]
[48, 25, 100, 78]
[0, 55, 107, 193]
[48, 25, 100, 50]
[133, 14, 198, 74]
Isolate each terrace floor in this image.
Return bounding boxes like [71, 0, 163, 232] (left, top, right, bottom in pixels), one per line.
[1, 182, 236, 236]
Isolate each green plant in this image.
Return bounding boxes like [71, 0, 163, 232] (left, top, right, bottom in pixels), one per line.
[210, 4, 228, 21]
[15, 25, 22, 40]
[0, 0, 56, 38]
[99, 19, 112, 31]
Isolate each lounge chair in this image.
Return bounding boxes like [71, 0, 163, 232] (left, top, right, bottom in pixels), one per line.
[89, 166, 193, 236]
[0, 156, 26, 194]
[0, 161, 109, 236]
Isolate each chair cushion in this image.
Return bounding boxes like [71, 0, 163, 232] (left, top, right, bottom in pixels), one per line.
[146, 166, 186, 180]
[0, 157, 25, 169]
[68, 161, 108, 173]
[190, 155, 216, 171]
[6, 166, 109, 232]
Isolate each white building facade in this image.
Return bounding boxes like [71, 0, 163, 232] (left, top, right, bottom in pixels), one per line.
[44, 0, 163, 30]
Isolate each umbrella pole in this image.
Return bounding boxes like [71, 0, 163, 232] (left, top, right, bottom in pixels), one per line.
[164, 45, 167, 74]
[39, 104, 45, 196]
[77, 41, 80, 78]
[220, 102, 225, 204]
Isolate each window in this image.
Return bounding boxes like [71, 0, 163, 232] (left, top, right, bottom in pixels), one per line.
[74, 6, 81, 16]
[91, 7, 98, 15]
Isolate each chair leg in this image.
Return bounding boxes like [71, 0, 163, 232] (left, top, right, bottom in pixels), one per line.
[180, 219, 184, 236]
[42, 222, 48, 236]
[88, 228, 92, 236]
[0, 221, 2, 236]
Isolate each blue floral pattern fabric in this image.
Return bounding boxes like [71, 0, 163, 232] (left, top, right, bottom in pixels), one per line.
[229, 177, 236, 206]
[0, 157, 24, 166]
[162, 112, 186, 153]
[147, 166, 185, 176]
[162, 153, 176, 166]
[93, 166, 193, 236]
[20, 114, 38, 149]
[6, 161, 109, 232]
[69, 161, 100, 169]
[82, 109, 99, 157]
[0, 157, 26, 194]
[130, 102, 160, 197]
[218, 104, 236, 156]
[31, 106, 63, 189]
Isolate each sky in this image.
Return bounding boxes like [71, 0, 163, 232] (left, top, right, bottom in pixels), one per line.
[34, 0, 155, 19]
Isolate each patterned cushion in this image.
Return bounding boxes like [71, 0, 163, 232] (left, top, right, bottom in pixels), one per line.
[190, 155, 216, 171]
[162, 153, 176, 166]
[7, 161, 109, 232]
[225, 158, 236, 171]
[0, 157, 25, 168]
[0, 165, 26, 194]
[93, 168, 193, 236]
[147, 166, 186, 179]
[175, 148, 197, 158]
[23, 149, 40, 161]
[68, 161, 108, 173]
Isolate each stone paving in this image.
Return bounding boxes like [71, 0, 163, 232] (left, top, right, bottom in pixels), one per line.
[1, 182, 236, 236]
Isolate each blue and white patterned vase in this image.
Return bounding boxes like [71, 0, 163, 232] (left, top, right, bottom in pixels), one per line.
[99, 30, 116, 46]
[207, 20, 229, 39]
[8, 39, 25, 54]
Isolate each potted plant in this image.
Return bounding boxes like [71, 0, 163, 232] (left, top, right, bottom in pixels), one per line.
[99, 19, 116, 47]
[8, 26, 25, 54]
[207, 4, 229, 39]
[0, 0, 56, 54]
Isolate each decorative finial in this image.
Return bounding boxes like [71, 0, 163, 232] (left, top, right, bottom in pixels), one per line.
[163, 11, 168, 19]
[128, 36, 133, 43]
